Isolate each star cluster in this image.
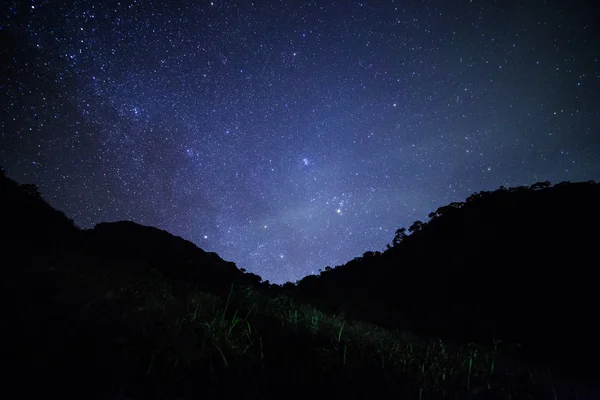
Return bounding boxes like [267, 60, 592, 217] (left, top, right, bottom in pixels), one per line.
[2, 0, 599, 283]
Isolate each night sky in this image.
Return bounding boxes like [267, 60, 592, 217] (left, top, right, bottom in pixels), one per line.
[2, 0, 599, 283]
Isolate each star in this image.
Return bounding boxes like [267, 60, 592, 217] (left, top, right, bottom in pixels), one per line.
[1, 0, 597, 285]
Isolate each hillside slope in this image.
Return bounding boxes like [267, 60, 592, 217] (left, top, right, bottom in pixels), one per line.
[0, 170, 268, 294]
[295, 181, 600, 378]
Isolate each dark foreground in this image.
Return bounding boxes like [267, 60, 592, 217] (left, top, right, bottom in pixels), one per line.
[2, 246, 598, 400]
[2, 172, 599, 399]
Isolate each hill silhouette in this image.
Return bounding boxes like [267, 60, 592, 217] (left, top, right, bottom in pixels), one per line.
[293, 180, 600, 379]
[1, 168, 599, 399]
[85, 221, 242, 294]
[0, 169, 266, 294]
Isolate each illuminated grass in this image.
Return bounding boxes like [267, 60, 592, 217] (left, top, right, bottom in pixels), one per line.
[47, 262, 561, 399]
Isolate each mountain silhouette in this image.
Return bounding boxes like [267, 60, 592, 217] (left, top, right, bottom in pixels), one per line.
[85, 221, 241, 293]
[0, 169, 263, 294]
[294, 180, 600, 379]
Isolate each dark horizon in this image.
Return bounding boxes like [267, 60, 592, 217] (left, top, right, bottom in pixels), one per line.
[2, 0, 599, 283]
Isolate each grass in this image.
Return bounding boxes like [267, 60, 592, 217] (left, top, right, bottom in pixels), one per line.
[5, 254, 582, 399]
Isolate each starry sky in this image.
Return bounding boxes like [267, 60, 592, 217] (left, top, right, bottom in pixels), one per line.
[1, 0, 599, 283]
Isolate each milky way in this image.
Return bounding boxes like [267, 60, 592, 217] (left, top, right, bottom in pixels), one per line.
[2, 0, 599, 283]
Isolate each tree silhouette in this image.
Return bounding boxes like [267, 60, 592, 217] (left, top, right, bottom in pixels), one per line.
[408, 220, 423, 233]
[530, 181, 551, 190]
[362, 251, 380, 258]
[466, 191, 491, 202]
[392, 228, 406, 246]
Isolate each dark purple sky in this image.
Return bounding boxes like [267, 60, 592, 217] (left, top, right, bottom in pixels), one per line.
[2, 0, 599, 283]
